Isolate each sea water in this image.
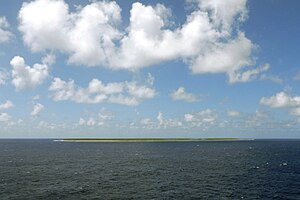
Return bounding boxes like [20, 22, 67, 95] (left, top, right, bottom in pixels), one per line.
[0, 139, 300, 199]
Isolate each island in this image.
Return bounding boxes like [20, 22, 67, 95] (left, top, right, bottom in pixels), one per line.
[60, 138, 252, 142]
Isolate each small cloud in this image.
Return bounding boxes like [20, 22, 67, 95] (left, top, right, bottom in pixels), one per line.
[184, 114, 194, 122]
[171, 87, 199, 102]
[260, 74, 283, 84]
[157, 112, 164, 126]
[0, 68, 9, 86]
[227, 110, 241, 117]
[31, 102, 44, 116]
[260, 91, 300, 108]
[260, 91, 300, 118]
[184, 109, 218, 125]
[0, 100, 14, 110]
[78, 109, 114, 126]
[228, 64, 270, 84]
[38, 121, 55, 129]
[0, 16, 13, 43]
[42, 53, 56, 65]
[0, 112, 11, 122]
[10, 56, 49, 91]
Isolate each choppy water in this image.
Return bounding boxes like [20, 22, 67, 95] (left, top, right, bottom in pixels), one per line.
[1, 139, 300, 199]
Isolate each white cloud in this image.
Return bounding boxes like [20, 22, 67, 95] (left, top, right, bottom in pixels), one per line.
[42, 53, 56, 65]
[171, 87, 199, 102]
[259, 74, 283, 84]
[260, 91, 300, 108]
[194, 0, 248, 33]
[227, 110, 241, 117]
[184, 109, 217, 126]
[228, 64, 269, 83]
[18, 0, 266, 83]
[38, 121, 55, 129]
[157, 112, 164, 126]
[184, 114, 194, 122]
[260, 91, 300, 117]
[0, 112, 11, 122]
[191, 33, 253, 75]
[78, 109, 114, 126]
[79, 118, 85, 125]
[10, 56, 49, 91]
[0, 69, 9, 86]
[19, 0, 121, 66]
[156, 112, 182, 128]
[0, 16, 13, 43]
[49, 77, 156, 106]
[0, 100, 14, 110]
[31, 102, 44, 116]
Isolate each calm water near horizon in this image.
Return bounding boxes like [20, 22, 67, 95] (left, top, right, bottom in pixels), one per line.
[1, 139, 300, 199]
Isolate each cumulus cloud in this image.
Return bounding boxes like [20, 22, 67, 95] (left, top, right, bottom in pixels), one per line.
[0, 16, 13, 43]
[18, 0, 267, 82]
[10, 56, 49, 91]
[260, 91, 300, 108]
[0, 100, 14, 110]
[49, 77, 156, 106]
[260, 91, 300, 117]
[31, 102, 44, 116]
[19, 0, 121, 66]
[171, 87, 199, 102]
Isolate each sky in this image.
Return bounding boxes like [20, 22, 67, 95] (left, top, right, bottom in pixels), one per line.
[0, 0, 300, 138]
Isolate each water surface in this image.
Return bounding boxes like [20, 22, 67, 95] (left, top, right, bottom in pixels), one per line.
[0, 139, 299, 199]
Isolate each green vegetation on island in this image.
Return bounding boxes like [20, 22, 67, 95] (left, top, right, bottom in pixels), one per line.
[61, 138, 251, 142]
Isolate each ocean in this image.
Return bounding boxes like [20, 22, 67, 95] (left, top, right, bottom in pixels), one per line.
[0, 139, 300, 199]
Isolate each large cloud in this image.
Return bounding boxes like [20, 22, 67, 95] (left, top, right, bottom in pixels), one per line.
[18, 0, 267, 82]
[49, 77, 156, 106]
[18, 0, 121, 66]
[10, 56, 49, 90]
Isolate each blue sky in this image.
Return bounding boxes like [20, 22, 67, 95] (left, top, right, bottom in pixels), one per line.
[0, 0, 300, 138]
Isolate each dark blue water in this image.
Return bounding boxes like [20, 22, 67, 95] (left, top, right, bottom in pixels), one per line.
[0, 140, 300, 199]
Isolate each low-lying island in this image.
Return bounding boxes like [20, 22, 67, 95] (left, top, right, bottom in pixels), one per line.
[60, 138, 251, 142]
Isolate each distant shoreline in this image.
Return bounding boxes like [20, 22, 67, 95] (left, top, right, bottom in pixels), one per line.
[59, 138, 254, 143]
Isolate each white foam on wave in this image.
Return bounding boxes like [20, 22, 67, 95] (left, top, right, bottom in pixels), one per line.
[53, 139, 64, 142]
